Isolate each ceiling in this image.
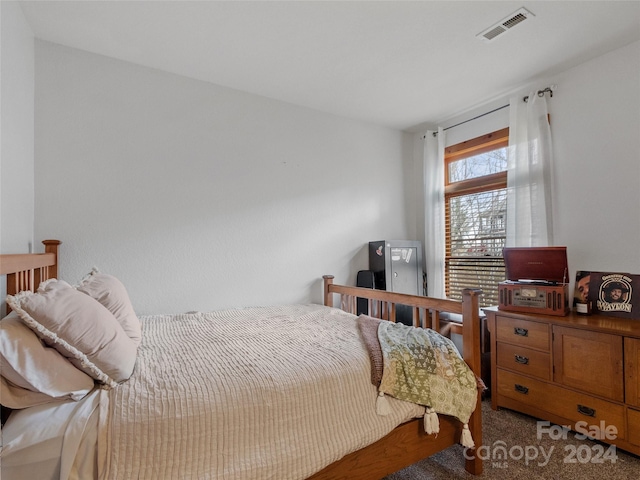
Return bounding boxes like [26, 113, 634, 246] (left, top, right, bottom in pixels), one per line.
[18, 1, 640, 131]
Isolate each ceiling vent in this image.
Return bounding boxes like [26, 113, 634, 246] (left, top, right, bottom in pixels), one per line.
[477, 7, 534, 42]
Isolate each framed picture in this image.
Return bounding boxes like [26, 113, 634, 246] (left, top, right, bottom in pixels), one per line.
[588, 272, 639, 319]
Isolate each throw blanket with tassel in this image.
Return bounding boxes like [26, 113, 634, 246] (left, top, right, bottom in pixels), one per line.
[357, 315, 479, 448]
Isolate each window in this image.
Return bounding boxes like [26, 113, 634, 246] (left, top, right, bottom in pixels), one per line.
[444, 128, 508, 307]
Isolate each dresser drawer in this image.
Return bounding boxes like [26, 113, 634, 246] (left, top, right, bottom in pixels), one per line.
[496, 342, 551, 380]
[495, 316, 550, 351]
[497, 369, 626, 441]
[629, 408, 640, 446]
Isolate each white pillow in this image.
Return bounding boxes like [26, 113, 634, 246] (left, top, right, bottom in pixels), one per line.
[6, 279, 137, 388]
[0, 312, 95, 408]
[76, 268, 142, 346]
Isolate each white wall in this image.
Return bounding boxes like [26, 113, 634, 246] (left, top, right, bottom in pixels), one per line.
[34, 41, 413, 315]
[547, 40, 640, 275]
[414, 40, 640, 290]
[1, 2, 34, 253]
[13, 32, 640, 315]
[0, 2, 35, 316]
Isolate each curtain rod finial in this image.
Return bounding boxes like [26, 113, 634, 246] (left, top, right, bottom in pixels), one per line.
[524, 85, 556, 102]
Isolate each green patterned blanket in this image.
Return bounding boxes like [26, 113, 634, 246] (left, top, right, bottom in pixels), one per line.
[357, 315, 479, 448]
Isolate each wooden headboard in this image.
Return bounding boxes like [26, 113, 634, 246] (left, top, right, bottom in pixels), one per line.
[1, 240, 61, 312]
[0, 240, 61, 424]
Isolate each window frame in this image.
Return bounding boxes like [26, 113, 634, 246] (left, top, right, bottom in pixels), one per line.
[444, 127, 509, 306]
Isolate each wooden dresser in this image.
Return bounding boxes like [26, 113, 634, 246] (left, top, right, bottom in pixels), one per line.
[485, 307, 640, 455]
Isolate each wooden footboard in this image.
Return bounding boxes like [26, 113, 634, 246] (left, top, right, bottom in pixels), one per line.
[320, 275, 483, 478]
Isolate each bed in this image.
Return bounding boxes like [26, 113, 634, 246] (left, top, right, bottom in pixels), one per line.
[0, 240, 483, 479]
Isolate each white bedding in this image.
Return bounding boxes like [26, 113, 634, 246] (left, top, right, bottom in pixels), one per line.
[1, 304, 426, 480]
[97, 304, 425, 480]
[1, 388, 100, 480]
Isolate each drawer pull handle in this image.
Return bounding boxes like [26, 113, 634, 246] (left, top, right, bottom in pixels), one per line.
[577, 404, 596, 417]
[514, 355, 529, 365]
[515, 384, 529, 395]
[514, 327, 529, 337]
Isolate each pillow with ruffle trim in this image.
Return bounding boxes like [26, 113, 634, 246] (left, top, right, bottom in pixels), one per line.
[76, 268, 141, 346]
[6, 279, 137, 388]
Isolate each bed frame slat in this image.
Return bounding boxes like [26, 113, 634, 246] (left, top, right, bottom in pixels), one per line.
[2, 240, 61, 312]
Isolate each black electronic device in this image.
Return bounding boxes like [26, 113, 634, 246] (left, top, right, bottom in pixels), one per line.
[356, 270, 375, 316]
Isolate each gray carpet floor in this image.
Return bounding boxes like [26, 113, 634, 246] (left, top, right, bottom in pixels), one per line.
[385, 400, 640, 479]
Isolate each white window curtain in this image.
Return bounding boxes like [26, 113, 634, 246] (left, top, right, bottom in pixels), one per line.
[423, 127, 446, 298]
[506, 93, 555, 247]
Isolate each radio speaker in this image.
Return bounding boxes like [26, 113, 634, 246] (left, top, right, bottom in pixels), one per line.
[498, 283, 570, 316]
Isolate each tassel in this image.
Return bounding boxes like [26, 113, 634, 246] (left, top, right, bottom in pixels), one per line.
[460, 423, 475, 448]
[423, 407, 440, 434]
[423, 411, 432, 434]
[376, 391, 392, 416]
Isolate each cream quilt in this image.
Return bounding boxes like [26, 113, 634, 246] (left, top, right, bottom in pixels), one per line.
[97, 304, 425, 480]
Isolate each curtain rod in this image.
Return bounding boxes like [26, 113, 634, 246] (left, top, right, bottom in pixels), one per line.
[427, 104, 509, 138]
[427, 85, 556, 138]
[443, 104, 509, 133]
